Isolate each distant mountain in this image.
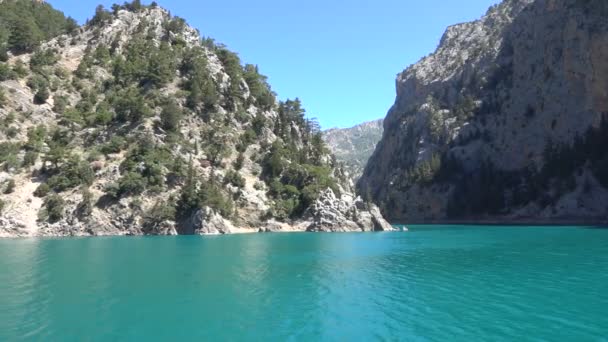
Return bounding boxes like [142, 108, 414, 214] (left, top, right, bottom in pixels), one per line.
[323, 119, 383, 181]
[359, 0, 608, 223]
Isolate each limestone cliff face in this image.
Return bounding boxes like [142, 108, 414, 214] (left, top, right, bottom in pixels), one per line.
[323, 119, 383, 181]
[359, 0, 608, 223]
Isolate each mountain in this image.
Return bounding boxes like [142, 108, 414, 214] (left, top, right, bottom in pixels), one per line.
[0, 0, 392, 237]
[358, 0, 608, 223]
[323, 119, 383, 181]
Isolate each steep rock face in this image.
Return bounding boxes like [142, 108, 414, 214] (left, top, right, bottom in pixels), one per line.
[359, 0, 608, 223]
[323, 119, 384, 181]
[0, 2, 392, 237]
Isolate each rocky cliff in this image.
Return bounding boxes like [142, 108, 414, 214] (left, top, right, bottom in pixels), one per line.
[323, 119, 383, 181]
[0, 1, 392, 237]
[359, 0, 608, 223]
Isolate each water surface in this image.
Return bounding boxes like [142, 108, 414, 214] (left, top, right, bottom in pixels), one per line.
[1, 225, 607, 341]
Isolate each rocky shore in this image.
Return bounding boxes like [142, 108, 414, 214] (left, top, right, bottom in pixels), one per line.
[0, 188, 399, 238]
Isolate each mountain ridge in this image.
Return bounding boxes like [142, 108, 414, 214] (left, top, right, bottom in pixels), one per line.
[322, 118, 383, 181]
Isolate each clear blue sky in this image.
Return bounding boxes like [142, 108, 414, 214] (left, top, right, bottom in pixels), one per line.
[48, 0, 500, 129]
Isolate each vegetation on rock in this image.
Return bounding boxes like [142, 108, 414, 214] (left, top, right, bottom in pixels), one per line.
[0, 0, 364, 236]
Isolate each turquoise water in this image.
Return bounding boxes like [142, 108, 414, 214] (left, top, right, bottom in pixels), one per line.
[1, 226, 608, 341]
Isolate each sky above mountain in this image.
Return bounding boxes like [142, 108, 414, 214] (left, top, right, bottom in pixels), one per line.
[48, 0, 500, 129]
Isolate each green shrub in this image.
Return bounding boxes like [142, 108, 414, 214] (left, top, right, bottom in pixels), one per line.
[198, 180, 234, 218]
[74, 56, 92, 79]
[251, 114, 266, 136]
[117, 171, 147, 196]
[124, 0, 143, 12]
[46, 155, 94, 192]
[254, 181, 265, 191]
[224, 170, 245, 188]
[216, 48, 242, 100]
[41, 194, 65, 223]
[89, 5, 112, 27]
[0, 63, 15, 81]
[104, 182, 120, 198]
[160, 100, 183, 133]
[143, 200, 176, 230]
[262, 142, 286, 178]
[60, 108, 84, 128]
[206, 138, 230, 165]
[76, 187, 93, 218]
[93, 102, 114, 126]
[25, 125, 46, 152]
[164, 17, 186, 34]
[269, 198, 299, 221]
[112, 87, 152, 123]
[34, 87, 50, 104]
[12, 60, 28, 78]
[30, 49, 58, 72]
[5, 126, 18, 138]
[2, 153, 19, 172]
[27, 74, 47, 91]
[182, 49, 218, 111]
[100, 136, 126, 155]
[34, 183, 50, 197]
[2, 112, 15, 125]
[22, 151, 38, 167]
[54, 67, 69, 80]
[176, 165, 234, 219]
[0, 87, 6, 108]
[243, 64, 275, 110]
[53, 96, 68, 114]
[233, 152, 245, 170]
[0, 143, 20, 171]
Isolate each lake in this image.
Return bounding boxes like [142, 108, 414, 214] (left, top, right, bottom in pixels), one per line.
[1, 225, 607, 341]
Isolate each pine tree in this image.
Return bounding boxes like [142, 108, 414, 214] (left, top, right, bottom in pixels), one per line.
[9, 17, 43, 53]
[160, 100, 183, 133]
[176, 157, 198, 219]
[89, 5, 112, 27]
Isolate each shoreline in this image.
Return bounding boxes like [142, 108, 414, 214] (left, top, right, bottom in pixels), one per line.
[6, 219, 608, 239]
[0, 229, 400, 240]
[393, 218, 608, 228]
[0, 222, 402, 239]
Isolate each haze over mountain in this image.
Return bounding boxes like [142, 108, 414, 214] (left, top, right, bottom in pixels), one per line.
[323, 119, 383, 181]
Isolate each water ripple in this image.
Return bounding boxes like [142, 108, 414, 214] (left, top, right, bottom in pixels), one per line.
[1, 227, 608, 341]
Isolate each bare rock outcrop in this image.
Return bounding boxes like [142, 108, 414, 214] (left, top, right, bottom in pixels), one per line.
[182, 207, 235, 235]
[303, 189, 396, 232]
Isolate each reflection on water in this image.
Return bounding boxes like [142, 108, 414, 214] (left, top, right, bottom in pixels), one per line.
[1, 227, 608, 341]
